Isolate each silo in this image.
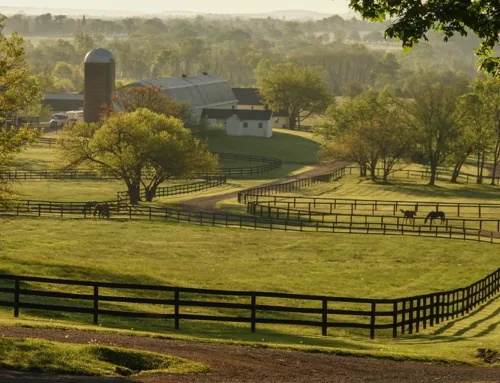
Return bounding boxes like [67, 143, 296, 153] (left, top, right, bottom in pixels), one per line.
[83, 48, 115, 123]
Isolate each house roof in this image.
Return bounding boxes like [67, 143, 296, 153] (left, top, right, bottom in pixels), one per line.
[232, 88, 263, 106]
[127, 74, 238, 110]
[202, 108, 272, 121]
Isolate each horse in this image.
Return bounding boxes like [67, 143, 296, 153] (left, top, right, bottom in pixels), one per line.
[92, 203, 110, 219]
[424, 211, 446, 225]
[399, 209, 417, 224]
[82, 201, 98, 215]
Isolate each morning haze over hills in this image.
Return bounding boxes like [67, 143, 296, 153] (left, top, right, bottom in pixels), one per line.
[0, 5, 357, 20]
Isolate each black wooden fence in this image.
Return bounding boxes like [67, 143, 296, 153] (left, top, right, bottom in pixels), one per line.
[346, 166, 500, 185]
[0, 268, 498, 339]
[3, 200, 500, 244]
[247, 195, 500, 219]
[237, 167, 347, 203]
[116, 176, 227, 204]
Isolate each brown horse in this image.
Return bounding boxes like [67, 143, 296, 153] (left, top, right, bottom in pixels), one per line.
[399, 209, 417, 224]
[92, 203, 110, 219]
[424, 211, 445, 224]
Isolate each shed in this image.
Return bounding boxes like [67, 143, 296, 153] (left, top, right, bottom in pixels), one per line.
[202, 108, 273, 138]
[43, 93, 84, 112]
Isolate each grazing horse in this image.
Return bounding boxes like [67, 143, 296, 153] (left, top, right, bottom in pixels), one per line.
[399, 209, 417, 224]
[82, 201, 97, 215]
[92, 203, 110, 219]
[424, 211, 446, 225]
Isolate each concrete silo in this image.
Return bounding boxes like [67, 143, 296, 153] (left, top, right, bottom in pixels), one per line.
[83, 48, 115, 123]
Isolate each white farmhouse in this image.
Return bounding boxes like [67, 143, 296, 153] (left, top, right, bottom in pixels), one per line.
[202, 109, 273, 138]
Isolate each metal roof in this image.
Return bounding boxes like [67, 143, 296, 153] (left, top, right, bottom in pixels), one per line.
[84, 48, 115, 64]
[44, 93, 84, 101]
[129, 74, 238, 110]
[232, 88, 263, 105]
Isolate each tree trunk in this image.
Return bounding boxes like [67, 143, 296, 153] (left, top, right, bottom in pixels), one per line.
[428, 158, 438, 186]
[359, 163, 367, 177]
[491, 141, 500, 185]
[127, 184, 141, 205]
[450, 162, 463, 183]
[476, 151, 486, 184]
[144, 187, 156, 202]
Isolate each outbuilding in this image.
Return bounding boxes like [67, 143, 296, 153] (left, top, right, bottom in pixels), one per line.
[202, 108, 273, 138]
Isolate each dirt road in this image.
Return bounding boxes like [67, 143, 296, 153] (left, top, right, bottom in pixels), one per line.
[0, 327, 499, 383]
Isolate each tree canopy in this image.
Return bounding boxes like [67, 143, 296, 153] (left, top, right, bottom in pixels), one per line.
[349, 0, 500, 74]
[59, 109, 218, 204]
[256, 61, 331, 130]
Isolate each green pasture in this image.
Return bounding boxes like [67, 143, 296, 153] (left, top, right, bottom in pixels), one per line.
[0, 218, 499, 364]
[0, 337, 207, 376]
[203, 128, 320, 164]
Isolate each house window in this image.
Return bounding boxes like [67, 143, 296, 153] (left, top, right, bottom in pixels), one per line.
[243, 122, 248, 128]
[258, 122, 263, 129]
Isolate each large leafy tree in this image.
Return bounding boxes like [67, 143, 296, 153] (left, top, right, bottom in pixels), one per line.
[0, 15, 40, 121]
[319, 90, 413, 181]
[349, 0, 500, 74]
[0, 15, 41, 205]
[256, 61, 331, 130]
[59, 109, 218, 204]
[398, 71, 469, 186]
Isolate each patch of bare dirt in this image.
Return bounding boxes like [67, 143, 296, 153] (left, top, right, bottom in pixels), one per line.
[0, 326, 499, 382]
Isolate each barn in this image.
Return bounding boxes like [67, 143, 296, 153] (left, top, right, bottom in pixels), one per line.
[125, 74, 238, 121]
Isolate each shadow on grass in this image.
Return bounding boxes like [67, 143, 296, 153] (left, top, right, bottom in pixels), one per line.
[0, 370, 133, 382]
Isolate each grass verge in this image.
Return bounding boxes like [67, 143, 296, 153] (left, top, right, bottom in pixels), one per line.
[0, 337, 208, 376]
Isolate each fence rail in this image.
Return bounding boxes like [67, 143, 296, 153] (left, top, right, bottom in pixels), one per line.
[248, 202, 500, 239]
[117, 176, 227, 204]
[237, 167, 346, 203]
[346, 166, 500, 185]
[3, 200, 500, 244]
[0, 269, 497, 339]
[247, 195, 500, 219]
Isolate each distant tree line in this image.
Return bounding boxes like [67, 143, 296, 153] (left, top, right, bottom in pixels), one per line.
[1, 12, 484, 97]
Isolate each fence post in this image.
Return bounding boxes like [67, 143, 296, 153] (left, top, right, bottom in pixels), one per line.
[174, 289, 180, 329]
[322, 299, 328, 336]
[14, 278, 20, 318]
[392, 301, 398, 338]
[93, 284, 99, 325]
[251, 294, 256, 333]
[370, 302, 376, 339]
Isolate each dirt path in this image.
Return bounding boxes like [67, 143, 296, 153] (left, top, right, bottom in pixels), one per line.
[0, 326, 499, 383]
[181, 162, 349, 212]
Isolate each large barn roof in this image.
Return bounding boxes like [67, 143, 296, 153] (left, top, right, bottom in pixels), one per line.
[129, 74, 238, 110]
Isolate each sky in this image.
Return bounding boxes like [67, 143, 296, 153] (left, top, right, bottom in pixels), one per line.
[0, 0, 351, 14]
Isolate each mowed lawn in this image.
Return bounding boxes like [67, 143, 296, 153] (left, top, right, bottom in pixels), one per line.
[1, 218, 499, 364]
[1, 218, 497, 298]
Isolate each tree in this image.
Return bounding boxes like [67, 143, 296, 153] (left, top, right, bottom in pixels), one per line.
[398, 71, 469, 185]
[456, 92, 493, 184]
[109, 86, 197, 131]
[0, 15, 40, 121]
[0, 127, 40, 206]
[349, 0, 500, 74]
[470, 78, 500, 185]
[256, 62, 331, 130]
[59, 109, 218, 204]
[319, 91, 412, 181]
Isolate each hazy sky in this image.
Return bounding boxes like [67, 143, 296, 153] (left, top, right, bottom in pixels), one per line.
[1, 0, 351, 14]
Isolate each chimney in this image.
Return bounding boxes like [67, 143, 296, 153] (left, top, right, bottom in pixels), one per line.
[182, 74, 187, 78]
[202, 71, 208, 75]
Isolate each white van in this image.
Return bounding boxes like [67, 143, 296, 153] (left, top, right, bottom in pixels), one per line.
[49, 113, 68, 129]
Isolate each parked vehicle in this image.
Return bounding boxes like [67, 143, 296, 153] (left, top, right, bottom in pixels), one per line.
[49, 113, 68, 129]
[66, 110, 84, 126]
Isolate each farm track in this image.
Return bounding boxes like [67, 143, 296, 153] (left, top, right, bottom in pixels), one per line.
[0, 326, 500, 382]
[180, 162, 350, 212]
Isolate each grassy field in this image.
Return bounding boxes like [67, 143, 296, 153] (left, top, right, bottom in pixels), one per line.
[0, 218, 499, 364]
[203, 128, 320, 164]
[292, 173, 500, 204]
[0, 338, 206, 376]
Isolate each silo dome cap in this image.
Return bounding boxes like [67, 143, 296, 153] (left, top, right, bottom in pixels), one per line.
[84, 48, 115, 64]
